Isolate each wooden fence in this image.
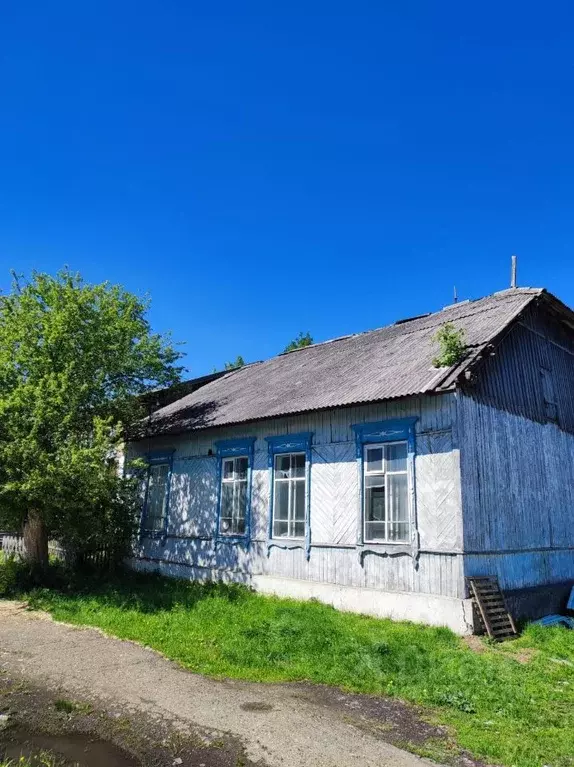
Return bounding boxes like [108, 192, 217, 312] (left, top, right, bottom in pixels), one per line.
[0, 533, 110, 569]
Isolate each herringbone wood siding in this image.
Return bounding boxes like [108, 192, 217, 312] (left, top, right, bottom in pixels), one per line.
[416, 432, 461, 551]
[310, 444, 357, 544]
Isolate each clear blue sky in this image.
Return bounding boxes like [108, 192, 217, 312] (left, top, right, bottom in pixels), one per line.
[1, 1, 573, 376]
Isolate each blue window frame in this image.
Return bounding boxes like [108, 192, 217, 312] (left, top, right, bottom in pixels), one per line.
[215, 438, 256, 541]
[266, 432, 313, 559]
[352, 419, 417, 548]
[140, 450, 174, 539]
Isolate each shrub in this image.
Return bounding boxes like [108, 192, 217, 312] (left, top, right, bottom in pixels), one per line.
[0, 552, 30, 596]
[432, 322, 467, 367]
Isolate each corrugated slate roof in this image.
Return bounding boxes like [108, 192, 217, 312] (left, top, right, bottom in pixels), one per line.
[143, 288, 546, 435]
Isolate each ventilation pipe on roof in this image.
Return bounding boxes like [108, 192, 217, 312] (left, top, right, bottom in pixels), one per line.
[510, 254, 518, 288]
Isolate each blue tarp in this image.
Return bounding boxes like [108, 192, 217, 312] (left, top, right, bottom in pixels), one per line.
[567, 585, 574, 612]
[534, 614, 574, 629]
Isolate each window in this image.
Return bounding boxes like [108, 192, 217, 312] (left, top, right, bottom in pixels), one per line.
[142, 461, 170, 535]
[215, 437, 255, 540]
[352, 418, 416, 548]
[273, 452, 306, 538]
[363, 442, 409, 543]
[220, 456, 249, 535]
[266, 432, 313, 549]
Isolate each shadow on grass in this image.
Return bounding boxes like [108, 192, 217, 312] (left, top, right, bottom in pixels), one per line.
[23, 564, 251, 615]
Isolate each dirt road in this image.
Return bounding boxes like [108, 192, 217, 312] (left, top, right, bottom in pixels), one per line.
[0, 601, 437, 767]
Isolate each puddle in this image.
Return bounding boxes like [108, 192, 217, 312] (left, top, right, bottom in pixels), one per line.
[2, 730, 140, 767]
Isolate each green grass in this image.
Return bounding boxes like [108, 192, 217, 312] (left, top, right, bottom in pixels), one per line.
[12, 570, 574, 767]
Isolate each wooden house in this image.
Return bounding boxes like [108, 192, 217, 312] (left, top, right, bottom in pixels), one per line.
[127, 288, 574, 633]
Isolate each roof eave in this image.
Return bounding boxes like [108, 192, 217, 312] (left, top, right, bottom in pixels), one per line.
[130, 388, 456, 442]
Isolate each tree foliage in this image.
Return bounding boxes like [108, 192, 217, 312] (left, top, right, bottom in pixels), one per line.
[0, 269, 183, 566]
[432, 322, 466, 368]
[224, 355, 245, 370]
[283, 331, 314, 353]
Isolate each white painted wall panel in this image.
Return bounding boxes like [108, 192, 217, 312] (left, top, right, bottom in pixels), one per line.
[168, 457, 218, 538]
[416, 431, 462, 551]
[310, 443, 357, 545]
[250, 450, 270, 541]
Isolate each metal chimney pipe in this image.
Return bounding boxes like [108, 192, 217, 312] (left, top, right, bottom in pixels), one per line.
[511, 255, 517, 288]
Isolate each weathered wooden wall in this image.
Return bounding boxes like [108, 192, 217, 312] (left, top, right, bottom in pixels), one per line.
[129, 394, 466, 599]
[466, 304, 574, 432]
[458, 307, 574, 590]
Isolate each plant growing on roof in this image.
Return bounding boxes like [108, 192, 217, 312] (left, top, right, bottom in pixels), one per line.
[283, 331, 313, 353]
[432, 322, 467, 368]
[224, 355, 245, 370]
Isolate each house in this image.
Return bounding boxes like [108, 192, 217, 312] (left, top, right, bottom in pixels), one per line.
[127, 287, 574, 634]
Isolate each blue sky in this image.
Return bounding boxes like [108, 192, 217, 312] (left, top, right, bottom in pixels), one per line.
[1, 1, 573, 376]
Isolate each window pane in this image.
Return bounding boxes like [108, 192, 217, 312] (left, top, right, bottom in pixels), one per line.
[236, 457, 248, 480]
[292, 453, 306, 478]
[294, 520, 305, 538]
[220, 483, 234, 533]
[388, 473, 408, 523]
[223, 459, 234, 480]
[294, 480, 306, 521]
[234, 481, 247, 534]
[275, 454, 290, 478]
[366, 484, 385, 522]
[386, 442, 407, 472]
[274, 481, 289, 520]
[366, 447, 383, 473]
[389, 522, 409, 542]
[365, 521, 386, 541]
[220, 518, 233, 534]
[274, 519, 289, 537]
[221, 481, 234, 516]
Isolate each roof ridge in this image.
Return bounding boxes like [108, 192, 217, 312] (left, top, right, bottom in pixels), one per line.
[277, 288, 543, 359]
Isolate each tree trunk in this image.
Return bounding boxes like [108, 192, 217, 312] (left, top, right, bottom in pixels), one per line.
[23, 510, 49, 571]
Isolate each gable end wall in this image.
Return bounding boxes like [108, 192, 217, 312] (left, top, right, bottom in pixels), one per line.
[458, 307, 574, 596]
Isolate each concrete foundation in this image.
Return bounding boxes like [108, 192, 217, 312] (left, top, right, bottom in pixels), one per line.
[252, 575, 475, 635]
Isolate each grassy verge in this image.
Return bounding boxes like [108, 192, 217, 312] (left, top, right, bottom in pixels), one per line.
[6, 567, 574, 767]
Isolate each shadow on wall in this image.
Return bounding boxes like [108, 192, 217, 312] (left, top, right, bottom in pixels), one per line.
[168, 461, 219, 539]
[134, 542, 255, 587]
[135, 441, 266, 583]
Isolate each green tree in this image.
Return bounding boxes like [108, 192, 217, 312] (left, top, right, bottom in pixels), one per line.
[0, 269, 182, 571]
[283, 332, 314, 353]
[224, 355, 245, 370]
